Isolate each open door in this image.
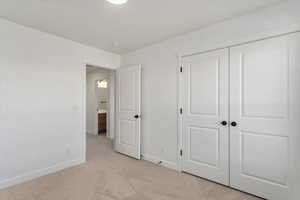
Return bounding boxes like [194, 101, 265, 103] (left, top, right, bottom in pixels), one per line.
[115, 65, 141, 159]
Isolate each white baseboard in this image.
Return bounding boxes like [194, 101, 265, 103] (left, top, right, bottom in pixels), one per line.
[141, 154, 178, 171]
[0, 158, 85, 190]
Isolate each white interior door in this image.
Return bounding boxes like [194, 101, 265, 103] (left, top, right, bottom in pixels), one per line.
[115, 65, 141, 159]
[229, 34, 299, 200]
[181, 49, 229, 185]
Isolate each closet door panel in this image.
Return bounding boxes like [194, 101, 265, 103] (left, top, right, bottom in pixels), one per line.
[181, 49, 229, 185]
[230, 35, 292, 200]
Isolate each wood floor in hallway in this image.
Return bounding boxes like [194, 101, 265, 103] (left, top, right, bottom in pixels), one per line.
[0, 134, 262, 200]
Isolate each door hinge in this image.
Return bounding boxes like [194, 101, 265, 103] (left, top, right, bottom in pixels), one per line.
[180, 108, 183, 115]
[180, 149, 183, 156]
[180, 66, 183, 72]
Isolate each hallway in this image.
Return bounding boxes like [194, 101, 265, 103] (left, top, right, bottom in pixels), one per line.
[0, 135, 261, 200]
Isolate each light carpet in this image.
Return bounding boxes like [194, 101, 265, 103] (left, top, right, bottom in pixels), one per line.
[0, 134, 261, 200]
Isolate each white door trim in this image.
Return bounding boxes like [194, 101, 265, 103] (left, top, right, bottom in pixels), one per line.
[84, 64, 117, 160]
[180, 29, 300, 58]
[177, 53, 183, 172]
[83, 64, 87, 162]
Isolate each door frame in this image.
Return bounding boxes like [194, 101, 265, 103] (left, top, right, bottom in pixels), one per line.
[83, 63, 116, 161]
[177, 30, 300, 173]
[177, 53, 183, 172]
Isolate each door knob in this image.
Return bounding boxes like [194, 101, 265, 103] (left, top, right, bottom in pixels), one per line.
[221, 121, 228, 126]
[134, 115, 139, 119]
[231, 121, 237, 127]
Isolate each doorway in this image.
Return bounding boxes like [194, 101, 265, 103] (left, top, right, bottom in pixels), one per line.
[84, 64, 142, 162]
[95, 78, 108, 136]
[85, 65, 115, 139]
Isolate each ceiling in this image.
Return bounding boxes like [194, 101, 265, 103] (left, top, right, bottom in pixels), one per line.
[0, 0, 283, 54]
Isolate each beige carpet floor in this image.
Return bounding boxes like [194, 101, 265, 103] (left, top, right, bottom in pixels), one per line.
[0, 134, 262, 200]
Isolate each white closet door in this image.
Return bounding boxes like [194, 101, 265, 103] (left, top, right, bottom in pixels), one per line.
[181, 49, 229, 185]
[229, 35, 297, 200]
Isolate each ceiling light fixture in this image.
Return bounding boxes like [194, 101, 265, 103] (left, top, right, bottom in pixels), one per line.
[106, 0, 128, 5]
[97, 80, 108, 88]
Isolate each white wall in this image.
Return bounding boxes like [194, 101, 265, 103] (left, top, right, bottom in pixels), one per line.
[0, 18, 120, 189]
[86, 69, 112, 135]
[121, 0, 300, 191]
[1, 1, 300, 198]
